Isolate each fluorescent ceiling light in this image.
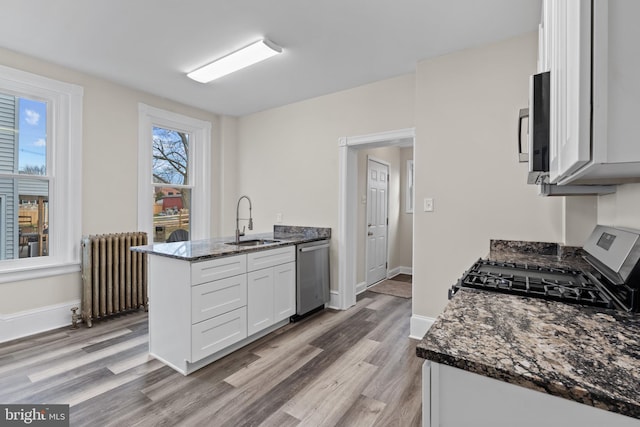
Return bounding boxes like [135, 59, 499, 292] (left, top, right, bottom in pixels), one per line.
[187, 39, 282, 83]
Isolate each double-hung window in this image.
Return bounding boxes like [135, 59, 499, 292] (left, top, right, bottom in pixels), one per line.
[138, 104, 211, 243]
[0, 65, 83, 281]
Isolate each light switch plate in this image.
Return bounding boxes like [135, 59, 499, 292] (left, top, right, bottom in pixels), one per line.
[276, 213, 283, 223]
[424, 198, 434, 212]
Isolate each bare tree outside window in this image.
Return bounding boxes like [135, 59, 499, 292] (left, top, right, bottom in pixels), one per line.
[20, 165, 46, 175]
[153, 127, 188, 184]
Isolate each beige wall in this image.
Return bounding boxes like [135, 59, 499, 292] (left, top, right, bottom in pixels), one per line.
[355, 146, 413, 285]
[412, 32, 564, 319]
[236, 74, 416, 291]
[563, 196, 597, 247]
[219, 116, 239, 235]
[598, 183, 640, 230]
[0, 47, 226, 314]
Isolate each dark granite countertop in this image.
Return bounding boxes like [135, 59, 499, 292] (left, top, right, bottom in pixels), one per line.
[131, 225, 330, 262]
[416, 239, 640, 420]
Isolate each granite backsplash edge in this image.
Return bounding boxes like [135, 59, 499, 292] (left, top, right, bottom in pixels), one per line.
[489, 239, 590, 270]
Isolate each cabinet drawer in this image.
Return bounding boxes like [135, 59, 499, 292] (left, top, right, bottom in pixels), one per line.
[192, 254, 247, 285]
[247, 246, 295, 272]
[191, 307, 247, 362]
[191, 275, 247, 324]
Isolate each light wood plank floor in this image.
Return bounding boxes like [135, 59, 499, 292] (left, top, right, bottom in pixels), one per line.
[0, 290, 422, 427]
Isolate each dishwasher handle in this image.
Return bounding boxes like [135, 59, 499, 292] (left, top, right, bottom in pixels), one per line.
[299, 243, 330, 253]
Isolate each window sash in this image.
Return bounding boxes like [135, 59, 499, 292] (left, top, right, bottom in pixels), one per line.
[0, 64, 82, 282]
[138, 104, 211, 243]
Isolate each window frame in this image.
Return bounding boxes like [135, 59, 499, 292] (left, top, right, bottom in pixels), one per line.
[0, 65, 83, 282]
[138, 104, 211, 243]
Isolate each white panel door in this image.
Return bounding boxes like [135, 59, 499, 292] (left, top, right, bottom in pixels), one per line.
[366, 159, 389, 286]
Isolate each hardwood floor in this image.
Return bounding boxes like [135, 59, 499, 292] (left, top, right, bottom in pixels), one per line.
[0, 291, 422, 426]
[390, 274, 412, 283]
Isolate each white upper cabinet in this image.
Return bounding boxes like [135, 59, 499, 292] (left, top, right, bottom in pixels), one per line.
[542, 0, 640, 185]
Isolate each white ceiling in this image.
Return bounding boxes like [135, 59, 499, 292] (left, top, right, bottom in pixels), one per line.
[0, 0, 541, 117]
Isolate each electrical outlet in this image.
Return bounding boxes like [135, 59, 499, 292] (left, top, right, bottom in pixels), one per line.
[424, 198, 434, 212]
[276, 213, 283, 223]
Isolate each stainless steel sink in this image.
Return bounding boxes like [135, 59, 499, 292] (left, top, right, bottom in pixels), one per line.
[225, 239, 280, 247]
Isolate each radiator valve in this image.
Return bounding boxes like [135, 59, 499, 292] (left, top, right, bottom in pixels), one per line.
[70, 307, 80, 329]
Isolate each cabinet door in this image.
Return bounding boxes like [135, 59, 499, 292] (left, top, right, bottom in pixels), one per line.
[548, 0, 591, 183]
[247, 268, 274, 335]
[538, 0, 552, 72]
[427, 362, 639, 427]
[273, 262, 296, 322]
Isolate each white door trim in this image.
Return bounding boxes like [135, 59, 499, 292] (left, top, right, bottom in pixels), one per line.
[337, 128, 414, 310]
[365, 156, 390, 287]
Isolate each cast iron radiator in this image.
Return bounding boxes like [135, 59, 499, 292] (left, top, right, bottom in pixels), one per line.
[81, 232, 148, 327]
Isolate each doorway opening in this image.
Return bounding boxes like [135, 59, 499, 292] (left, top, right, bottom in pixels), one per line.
[336, 128, 414, 310]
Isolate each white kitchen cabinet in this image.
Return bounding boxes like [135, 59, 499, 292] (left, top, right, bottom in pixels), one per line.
[543, 0, 640, 185]
[545, 0, 591, 183]
[247, 246, 296, 335]
[188, 257, 249, 362]
[191, 254, 247, 285]
[537, 0, 551, 73]
[422, 361, 640, 427]
[247, 245, 295, 271]
[148, 246, 295, 375]
[273, 262, 296, 322]
[191, 306, 247, 362]
[247, 268, 274, 335]
[148, 253, 248, 375]
[191, 273, 247, 323]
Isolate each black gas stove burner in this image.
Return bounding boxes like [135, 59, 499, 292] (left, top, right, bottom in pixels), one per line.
[450, 259, 619, 310]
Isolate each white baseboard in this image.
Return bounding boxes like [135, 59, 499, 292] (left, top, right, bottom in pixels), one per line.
[410, 314, 435, 340]
[355, 281, 367, 295]
[327, 290, 341, 310]
[388, 266, 413, 278]
[0, 299, 81, 344]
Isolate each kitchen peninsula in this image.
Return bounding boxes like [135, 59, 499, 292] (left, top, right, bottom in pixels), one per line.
[417, 241, 640, 427]
[132, 225, 330, 375]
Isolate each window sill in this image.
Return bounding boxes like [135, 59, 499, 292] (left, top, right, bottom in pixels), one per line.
[0, 261, 80, 284]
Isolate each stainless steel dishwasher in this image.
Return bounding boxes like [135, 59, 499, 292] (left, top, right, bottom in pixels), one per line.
[292, 239, 330, 321]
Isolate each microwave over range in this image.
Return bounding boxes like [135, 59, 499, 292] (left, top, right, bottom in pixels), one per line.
[527, 71, 550, 185]
[518, 71, 615, 197]
[518, 71, 550, 185]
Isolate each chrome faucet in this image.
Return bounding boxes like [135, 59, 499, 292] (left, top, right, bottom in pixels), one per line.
[235, 195, 253, 244]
